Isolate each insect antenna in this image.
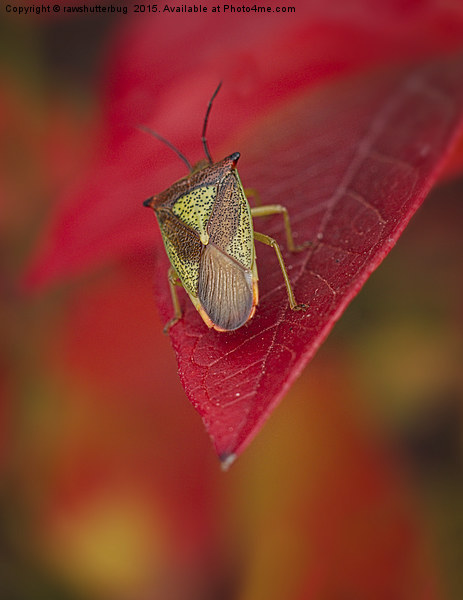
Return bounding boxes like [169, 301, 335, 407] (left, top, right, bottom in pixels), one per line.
[201, 82, 222, 164]
[138, 124, 193, 172]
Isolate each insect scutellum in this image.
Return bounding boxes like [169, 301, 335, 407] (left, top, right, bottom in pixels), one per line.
[142, 84, 309, 332]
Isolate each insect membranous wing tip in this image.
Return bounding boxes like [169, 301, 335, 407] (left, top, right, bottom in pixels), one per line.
[198, 244, 254, 331]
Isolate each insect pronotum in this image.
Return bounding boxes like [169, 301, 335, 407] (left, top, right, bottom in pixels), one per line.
[143, 83, 308, 333]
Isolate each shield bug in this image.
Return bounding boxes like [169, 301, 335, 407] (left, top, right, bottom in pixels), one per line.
[143, 83, 308, 333]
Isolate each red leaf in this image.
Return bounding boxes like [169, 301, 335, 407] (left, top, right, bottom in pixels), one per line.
[160, 56, 463, 465]
[22, 6, 463, 464]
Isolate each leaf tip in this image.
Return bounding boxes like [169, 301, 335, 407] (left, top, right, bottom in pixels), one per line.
[219, 452, 237, 471]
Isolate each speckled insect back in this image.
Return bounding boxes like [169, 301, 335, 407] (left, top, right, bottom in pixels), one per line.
[143, 83, 308, 333]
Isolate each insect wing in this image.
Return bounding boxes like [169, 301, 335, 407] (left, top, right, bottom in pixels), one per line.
[198, 244, 254, 331]
[207, 170, 254, 270]
[155, 207, 201, 297]
[197, 169, 257, 331]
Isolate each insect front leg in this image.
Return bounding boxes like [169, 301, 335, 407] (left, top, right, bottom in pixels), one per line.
[164, 266, 183, 333]
[251, 204, 311, 252]
[253, 231, 307, 311]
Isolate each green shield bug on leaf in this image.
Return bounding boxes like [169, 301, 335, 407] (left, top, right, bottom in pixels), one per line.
[143, 83, 309, 333]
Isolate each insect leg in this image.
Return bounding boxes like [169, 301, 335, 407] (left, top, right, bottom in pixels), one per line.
[253, 231, 307, 311]
[251, 204, 311, 252]
[164, 266, 183, 333]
